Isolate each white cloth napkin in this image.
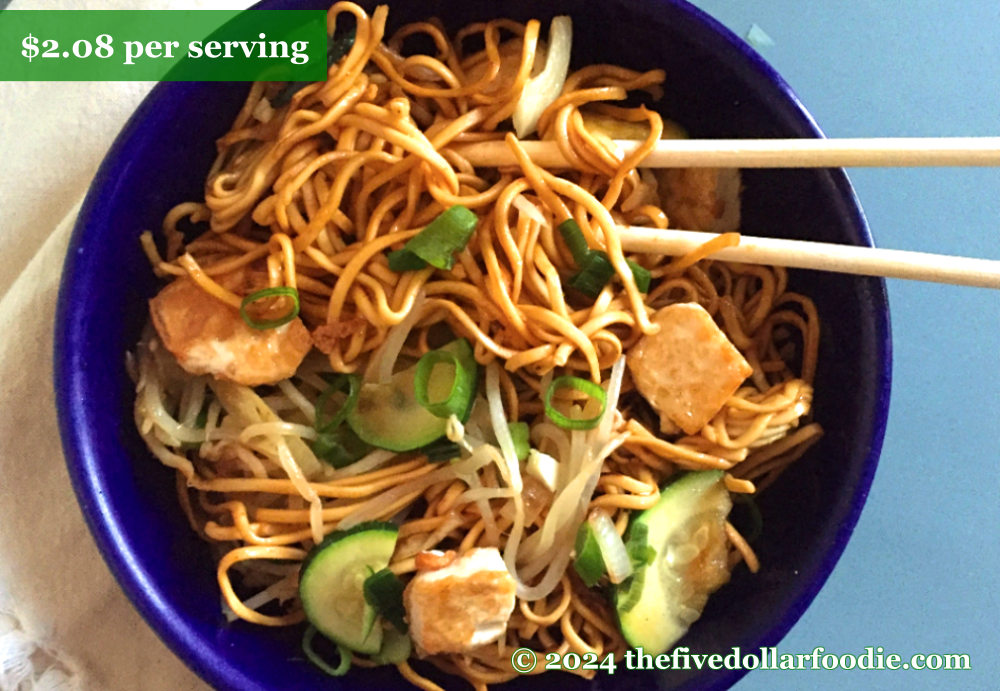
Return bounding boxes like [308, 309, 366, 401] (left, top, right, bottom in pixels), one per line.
[0, 202, 212, 691]
[0, 2, 253, 690]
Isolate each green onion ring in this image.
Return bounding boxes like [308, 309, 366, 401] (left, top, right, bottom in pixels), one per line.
[414, 349, 475, 419]
[388, 205, 479, 272]
[313, 425, 371, 469]
[302, 626, 351, 677]
[508, 421, 530, 461]
[314, 373, 361, 433]
[239, 286, 300, 330]
[543, 375, 607, 430]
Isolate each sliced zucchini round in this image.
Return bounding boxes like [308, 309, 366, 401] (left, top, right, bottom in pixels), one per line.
[299, 521, 399, 655]
[615, 470, 733, 655]
[347, 339, 477, 452]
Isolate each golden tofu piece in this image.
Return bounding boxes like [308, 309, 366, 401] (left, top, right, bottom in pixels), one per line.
[657, 167, 742, 234]
[627, 303, 752, 435]
[403, 548, 517, 655]
[150, 274, 312, 387]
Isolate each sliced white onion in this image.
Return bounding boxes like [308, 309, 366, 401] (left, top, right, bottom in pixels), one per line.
[512, 16, 572, 138]
[512, 194, 551, 228]
[588, 508, 632, 584]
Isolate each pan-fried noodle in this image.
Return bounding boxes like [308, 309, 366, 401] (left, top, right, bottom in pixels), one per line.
[133, 3, 823, 688]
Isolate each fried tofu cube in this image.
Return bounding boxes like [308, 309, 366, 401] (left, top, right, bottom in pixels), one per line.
[627, 303, 752, 435]
[149, 272, 312, 387]
[657, 167, 742, 234]
[403, 547, 517, 655]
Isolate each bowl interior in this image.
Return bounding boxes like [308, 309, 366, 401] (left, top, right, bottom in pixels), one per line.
[55, 1, 890, 690]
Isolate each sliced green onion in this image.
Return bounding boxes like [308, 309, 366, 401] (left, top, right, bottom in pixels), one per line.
[389, 205, 479, 272]
[544, 376, 607, 430]
[302, 626, 351, 677]
[626, 521, 657, 568]
[273, 24, 357, 107]
[312, 374, 372, 468]
[363, 568, 408, 633]
[557, 218, 590, 265]
[414, 343, 476, 419]
[508, 422, 530, 462]
[420, 438, 462, 463]
[313, 425, 372, 469]
[616, 521, 656, 613]
[569, 250, 616, 298]
[625, 258, 652, 293]
[615, 564, 647, 613]
[573, 520, 606, 587]
[387, 249, 429, 272]
[558, 218, 652, 295]
[315, 373, 361, 433]
[326, 24, 358, 66]
[239, 286, 300, 330]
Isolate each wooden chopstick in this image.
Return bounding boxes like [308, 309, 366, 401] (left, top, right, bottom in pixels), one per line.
[618, 226, 1000, 289]
[451, 137, 1000, 169]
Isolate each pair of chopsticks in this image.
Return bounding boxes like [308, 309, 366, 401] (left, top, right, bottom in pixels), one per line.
[451, 137, 1000, 289]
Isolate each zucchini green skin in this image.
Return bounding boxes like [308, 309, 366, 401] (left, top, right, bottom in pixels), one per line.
[299, 521, 399, 655]
[369, 626, 412, 665]
[615, 471, 733, 655]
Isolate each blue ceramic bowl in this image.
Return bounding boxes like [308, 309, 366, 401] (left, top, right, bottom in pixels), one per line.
[54, 1, 891, 690]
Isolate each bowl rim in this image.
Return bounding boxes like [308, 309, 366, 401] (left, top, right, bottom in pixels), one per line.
[54, 1, 891, 690]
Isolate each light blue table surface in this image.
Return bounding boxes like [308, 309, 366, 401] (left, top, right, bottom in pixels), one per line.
[685, 1, 1000, 689]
